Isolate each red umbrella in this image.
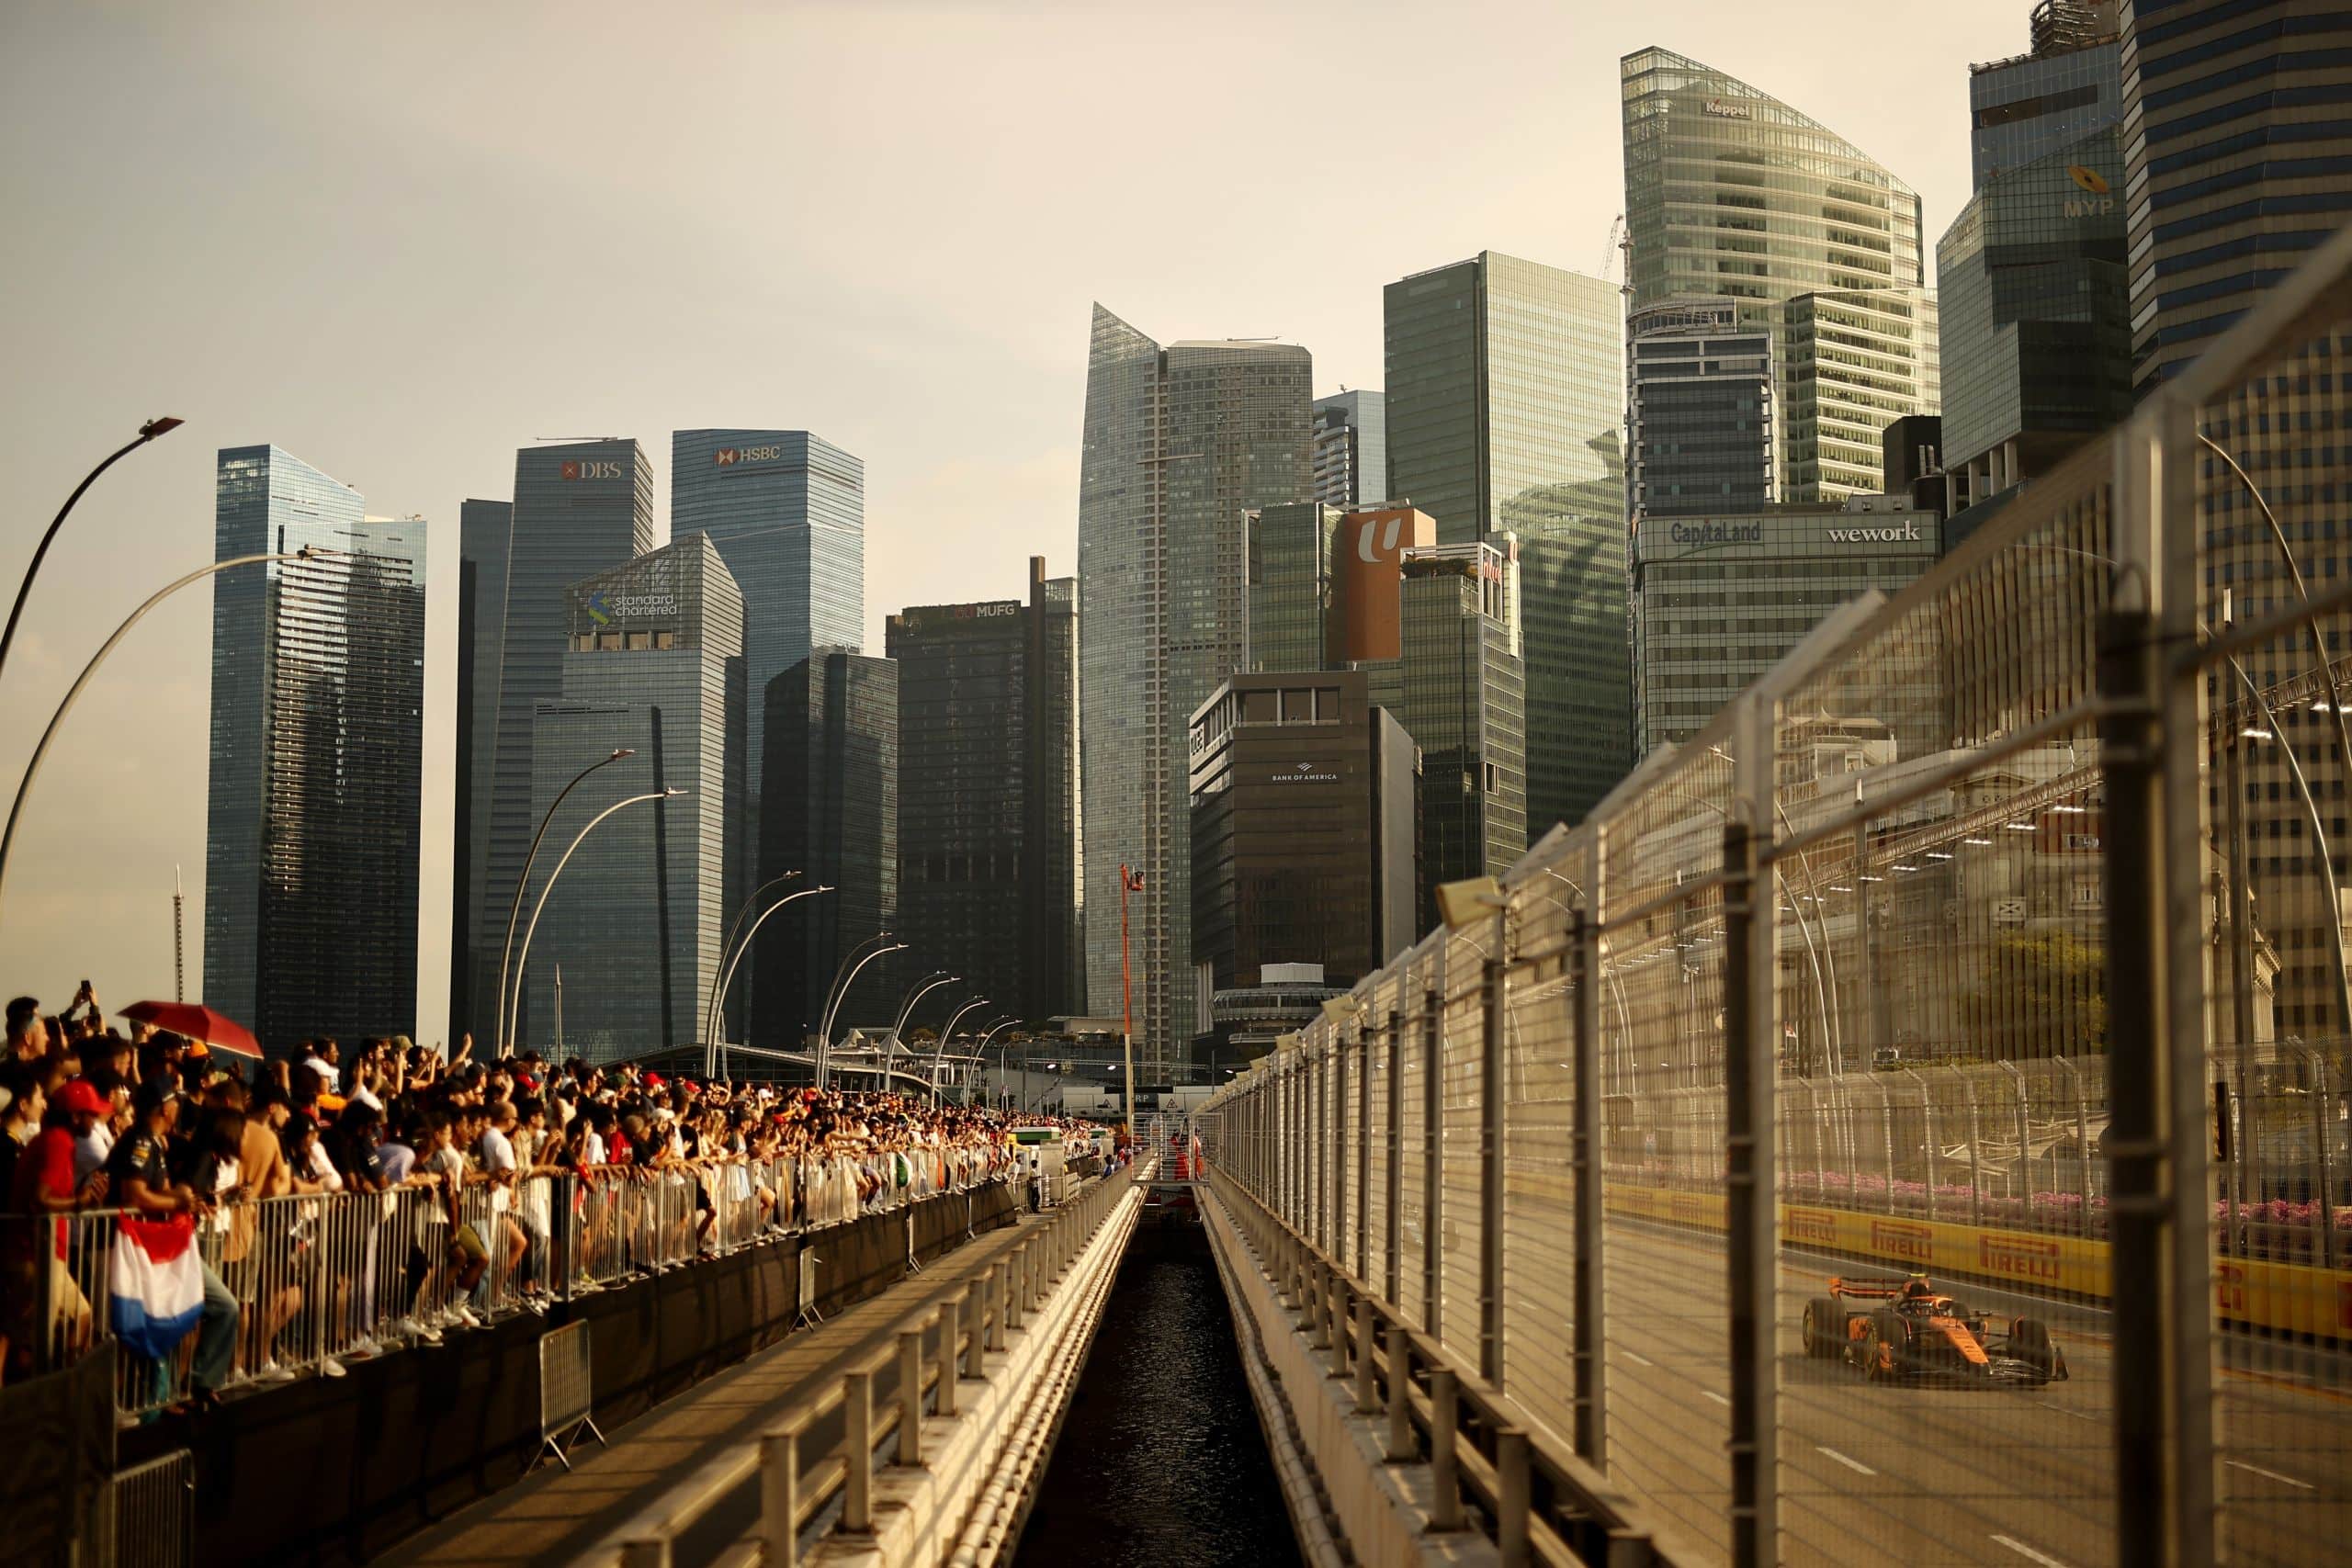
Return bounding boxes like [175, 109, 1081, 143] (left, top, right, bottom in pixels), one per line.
[117, 1000, 262, 1060]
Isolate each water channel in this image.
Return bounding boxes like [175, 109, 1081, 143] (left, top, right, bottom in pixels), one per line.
[1015, 1205, 1301, 1566]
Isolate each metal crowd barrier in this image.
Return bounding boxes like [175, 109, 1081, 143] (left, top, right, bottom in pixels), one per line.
[6, 1145, 1017, 1423]
[92, 1448, 193, 1568]
[1195, 222, 2352, 1567]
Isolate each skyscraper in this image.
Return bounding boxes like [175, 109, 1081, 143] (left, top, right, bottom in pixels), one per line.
[1312, 390, 1386, 509]
[1622, 48, 1938, 501]
[1078, 306, 1313, 1077]
[468, 439, 655, 1046]
[206, 446, 424, 1050]
[670, 430, 864, 904]
[1929, 2, 2132, 524]
[755, 649, 899, 1046]
[2120, 0, 2352, 388]
[1384, 252, 1627, 836]
[1246, 502, 1344, 674]
[448, 498, 511, 1045]
[2120, 0, 2352, 1033]
[519, 536, 744, 1058]
[887, 558, 1081, 1024]
[1626, 298, 1775, 521]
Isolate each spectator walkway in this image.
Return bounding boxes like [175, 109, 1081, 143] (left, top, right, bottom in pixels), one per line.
[383, 1197, 1068, 1568]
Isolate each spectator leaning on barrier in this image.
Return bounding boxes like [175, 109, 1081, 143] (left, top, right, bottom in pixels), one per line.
[108, 1080, 239, 1413]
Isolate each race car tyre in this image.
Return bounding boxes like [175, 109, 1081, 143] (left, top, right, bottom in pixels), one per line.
[2013, 1316, 2056, 1381]
[1867, 1309, 1905, 1382]
[1803, 1296, 1841, 1359]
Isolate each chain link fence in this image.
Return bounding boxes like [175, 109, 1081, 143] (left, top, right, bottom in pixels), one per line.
[1198, 225, 2352, 1567]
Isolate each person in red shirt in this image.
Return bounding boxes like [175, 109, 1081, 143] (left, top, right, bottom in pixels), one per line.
[4, 1077, 108, 1378]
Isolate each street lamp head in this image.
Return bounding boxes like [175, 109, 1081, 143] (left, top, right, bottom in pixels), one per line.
[662, 786, 689, 797]
[608, 748, 637, 761]
[140, 417, 185, 440]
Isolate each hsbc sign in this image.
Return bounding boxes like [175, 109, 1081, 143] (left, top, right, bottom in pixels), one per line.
[560, 460, 624, 481]
[715, 444, 787, 467]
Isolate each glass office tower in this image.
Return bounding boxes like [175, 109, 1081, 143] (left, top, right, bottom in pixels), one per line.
[206, 446, 424, 1050]
[887, 558, 1082, 1024]
[1971, 3, 2123, 183]
[1627, 299, 1775, 521]
[1622, 47, 1937, 501]
[755, 649, 899, 1046]
[1246, 502, 1344, 673]
[520, 536, 743, 1059]
[448, 498, 511, 1044]
[468, 439, 656, 1045]
[2120, 0, 2352, 388]
[1312, 390, 1386, 509]
[1384, 252, 1627, 836]
[670, 430, 864, 903]
[1078, 305, 1314, 1077]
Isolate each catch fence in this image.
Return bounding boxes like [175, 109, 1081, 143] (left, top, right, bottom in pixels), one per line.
[1198, 225, 2352, 1566]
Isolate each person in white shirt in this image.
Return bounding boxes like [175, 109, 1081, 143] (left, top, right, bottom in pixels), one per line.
[477, 1101, 530, 1297]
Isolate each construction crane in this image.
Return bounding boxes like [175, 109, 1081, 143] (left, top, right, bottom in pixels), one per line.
[1600, 213, 1625, 282]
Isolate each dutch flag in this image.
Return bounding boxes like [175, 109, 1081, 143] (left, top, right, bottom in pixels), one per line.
[108, 1215, 204, 1361]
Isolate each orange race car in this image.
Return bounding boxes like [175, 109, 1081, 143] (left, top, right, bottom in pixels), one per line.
[1801, 1273, 2068, 1385]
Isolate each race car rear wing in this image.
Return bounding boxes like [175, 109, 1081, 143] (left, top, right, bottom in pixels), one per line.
[1826, 1273, 1930, 1301]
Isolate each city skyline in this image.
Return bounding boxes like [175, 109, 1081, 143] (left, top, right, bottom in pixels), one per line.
[0, 3, 2036, 1036]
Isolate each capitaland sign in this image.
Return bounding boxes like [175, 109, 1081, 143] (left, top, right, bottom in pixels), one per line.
[560, 459, 624, 480]
[1668, 520, 1763, 547]
[715, 444, 790, 467]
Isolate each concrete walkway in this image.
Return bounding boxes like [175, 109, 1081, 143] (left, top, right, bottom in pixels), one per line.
[382, 1201, 1060, 1568]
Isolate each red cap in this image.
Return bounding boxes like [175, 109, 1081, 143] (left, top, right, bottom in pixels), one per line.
[644, 1072, 664, 1088]
[56, 1079, 108, 1116]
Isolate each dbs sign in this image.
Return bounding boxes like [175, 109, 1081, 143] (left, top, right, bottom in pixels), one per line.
[1330, 507, 1434, 664]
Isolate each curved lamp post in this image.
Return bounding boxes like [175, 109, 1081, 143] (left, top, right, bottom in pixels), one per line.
[507, 787, 684, 1052]
[705, 870, 801, 1048]
[0, 547, 308, 917]
[924, 998, 994, 1101]
[495, 747, 636, 1053]
[702, 883, 833, 1075]
[0, 417, 184, 693]
[886, 972, 959, 1062]
[817, 937, 905, 1089]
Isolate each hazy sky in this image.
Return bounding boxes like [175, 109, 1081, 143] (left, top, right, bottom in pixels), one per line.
[0, 0, 2025, 1041]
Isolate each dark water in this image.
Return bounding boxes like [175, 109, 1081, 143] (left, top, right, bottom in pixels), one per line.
[1015, 1224, 1304, 1568]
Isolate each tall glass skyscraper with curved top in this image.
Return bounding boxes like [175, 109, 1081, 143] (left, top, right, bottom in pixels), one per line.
[1079, 306, 1313, 1076]
[1622, 47, 1939, 501]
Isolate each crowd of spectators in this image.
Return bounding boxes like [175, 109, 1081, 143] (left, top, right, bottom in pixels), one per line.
[0, 981, 1121, 1418]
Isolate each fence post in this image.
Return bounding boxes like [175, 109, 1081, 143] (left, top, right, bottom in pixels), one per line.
[898, 1331, 924, 1466]
[985, 1264, 1006, 1352]
[761, 1429, 798, 1568]
[842, 1371, 872, 1531]
[1496, 1427, 1532, 1568]
[1422, 979, 1442, 1341]
[1571, 896, 1607, 1465]
[1330, 1276, 1351, 1378]
[1428, 1368, 1462, 1532]
[1354, 1296, 1377, 1412]
[1386, 1323, 1414, 1462]
[1358, 1016, 1373, 1280]
[1386, 1005, 1404, 1303]
[1722, 697, 1778, 1568]
[1481, 906, 1508, 1391]
[1333, 1029, 1350, 1274]
[938, 1300, 961, 1416]
[2107, 395, 2217, 1568]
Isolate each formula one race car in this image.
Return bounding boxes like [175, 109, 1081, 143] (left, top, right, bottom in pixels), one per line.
[1801, 1273, 2067, 1385]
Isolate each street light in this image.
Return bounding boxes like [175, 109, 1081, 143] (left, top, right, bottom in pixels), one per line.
[972, 1015, 1020, 1106]
[925, 996, 992, 1100]
[0, 547, 309, 917]
[507, 787, 685, 1052]
[707, 870, 801, 1046]
[0, 417, 183, 693]
[495, 747, 636, 1053]
[886, 971, 959, 1062]
[703, 884, 833, 1075]
[817, 934, 905, 1089]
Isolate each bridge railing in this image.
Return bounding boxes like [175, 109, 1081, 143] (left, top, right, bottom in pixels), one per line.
[1196, 223, 2352, 1567]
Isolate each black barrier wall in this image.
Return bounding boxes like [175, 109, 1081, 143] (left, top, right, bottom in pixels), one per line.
[109, 1180, 1017, 1568]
